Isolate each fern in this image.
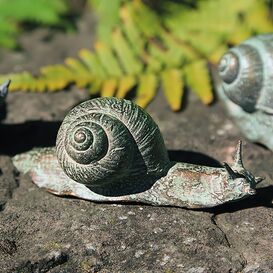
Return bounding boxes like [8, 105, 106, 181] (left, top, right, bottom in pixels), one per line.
[1, 0, 273, 110]
[0, 0, 68, 48]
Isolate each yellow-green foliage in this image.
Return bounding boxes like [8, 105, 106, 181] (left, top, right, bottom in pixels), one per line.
[1, 0, 273, 110]
[0, 0, 68, 48]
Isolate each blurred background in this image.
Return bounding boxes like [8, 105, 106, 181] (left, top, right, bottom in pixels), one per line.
[0, 0, 273, 111]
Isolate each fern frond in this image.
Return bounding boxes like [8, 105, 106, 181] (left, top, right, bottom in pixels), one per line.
[161, 69, 184, 111]
[184, 60, 213, 105]
[112, 28, 143, 75]
[101, 78, 118, 97]
[88, 0, 122, 43]
[116, 76, 136, 98]
[135, 73, 157, 108]
[0, 0, 67, 24]
[1, 0, 273, 111]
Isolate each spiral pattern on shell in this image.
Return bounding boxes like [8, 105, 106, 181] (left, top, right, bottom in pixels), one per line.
[56, 97, 171, 190]
[218, 34, 273, 113]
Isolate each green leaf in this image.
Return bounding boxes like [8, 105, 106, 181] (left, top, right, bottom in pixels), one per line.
[79, 49, 107, 79]
[112, 29, 143, 75]
[95, 41, 123, 77]
[101, 78, 117, 97]
[161, 69, 184, 111]
[135, 73, 157, 108]
[130, 0, 161, 37]
[116, 75, 136, 98]
[88, 0, 121, 43]
[0, 0, 67, 24]
[120, 5, 144, 56]
[64, 58, 91, 87]
[184, 60, 213, 104]
[40, 65, 74, 91]
[0, 0, 68, 48]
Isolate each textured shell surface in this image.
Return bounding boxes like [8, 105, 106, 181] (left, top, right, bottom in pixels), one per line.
[218, 33, 273, 114]
[56, 97, 171, 195]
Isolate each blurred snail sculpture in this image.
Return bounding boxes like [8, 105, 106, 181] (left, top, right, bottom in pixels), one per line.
[217, 33, 273, 151]
[13, 97, 263, 208]
[0, 80, 10, 106]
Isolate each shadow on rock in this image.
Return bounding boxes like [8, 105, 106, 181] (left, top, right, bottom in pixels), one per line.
[0, 121, 61, 156]
[0, 102, 7, 122]
[168, 150, 222, 167]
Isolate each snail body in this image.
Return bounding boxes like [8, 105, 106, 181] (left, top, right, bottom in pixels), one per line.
[217, 34, 273, 150]
[13, 97, 262, 208]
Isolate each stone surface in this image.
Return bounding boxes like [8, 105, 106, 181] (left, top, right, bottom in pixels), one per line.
[0, 156, 18, 211]
[0, 11, 272, 273]
[0, 175, 245, 273]
[216, 207, 273, 273]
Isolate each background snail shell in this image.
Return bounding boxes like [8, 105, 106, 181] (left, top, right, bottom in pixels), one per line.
[56, 97, 171, 195]
[218, 34, 273, 113]
[216, 34, 273, 151]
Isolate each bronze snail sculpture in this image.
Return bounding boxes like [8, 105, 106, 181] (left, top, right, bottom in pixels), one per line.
[0, 80, 10, 106]
[217, 33, 273, 151]
[13, 97, 263, 209]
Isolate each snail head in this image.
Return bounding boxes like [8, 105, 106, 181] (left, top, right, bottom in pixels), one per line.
[222, 141, 264, 201]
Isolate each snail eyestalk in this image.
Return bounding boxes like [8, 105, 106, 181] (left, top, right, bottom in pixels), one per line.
[220, 142, 259, 203]
[233, 140, 244, 168]
[223, 162, 237, 179]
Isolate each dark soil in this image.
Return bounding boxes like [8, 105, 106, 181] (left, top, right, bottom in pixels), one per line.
[0, 13, 272, 273]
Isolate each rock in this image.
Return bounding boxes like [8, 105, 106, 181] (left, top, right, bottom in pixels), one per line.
[0, 175, 245, 272]
[0, 156, 18, 211]
[216, 207, 273, 273]
[4, 87, 89, 124]
[15, 251, 69, 273]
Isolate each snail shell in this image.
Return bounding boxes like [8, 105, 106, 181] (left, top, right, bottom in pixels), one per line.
[56, 97, 171, 195]
[218, 34, 273, 113]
